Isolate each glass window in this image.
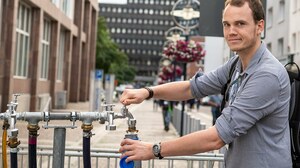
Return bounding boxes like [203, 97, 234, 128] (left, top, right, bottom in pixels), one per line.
[267, 8, 273, 28]
[144, 9, 148, 14]
[278, 0, 285, 22]
[111, 28, 115, 33]
[40, 19, 51, 80]
[293, 0, 297, 12]
[118, 8, 122, 13]
[292, 33, 297, 52]
[278, 38, 284, 57]
[57, 30, 66, 81]
[14, 3, 31, 77]
[149, 9, 154, 15]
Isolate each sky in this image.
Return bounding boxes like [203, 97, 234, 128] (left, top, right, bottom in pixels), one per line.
[98, 0, 127, 4]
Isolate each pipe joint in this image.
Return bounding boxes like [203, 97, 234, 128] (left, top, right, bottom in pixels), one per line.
[8, 136, 20, 148]
[27, 124, 40, 136]
[81, 124, 93, 132]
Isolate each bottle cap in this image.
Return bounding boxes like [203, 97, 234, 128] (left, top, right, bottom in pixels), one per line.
[120, 156, 134, 168]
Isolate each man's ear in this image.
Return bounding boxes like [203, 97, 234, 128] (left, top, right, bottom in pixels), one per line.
[257, 19, 264, 34]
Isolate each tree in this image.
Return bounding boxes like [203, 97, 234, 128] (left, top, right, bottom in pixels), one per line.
[95, 16, 136, 84]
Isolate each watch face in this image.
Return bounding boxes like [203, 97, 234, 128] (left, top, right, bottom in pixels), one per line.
[153, 144, 160, 155]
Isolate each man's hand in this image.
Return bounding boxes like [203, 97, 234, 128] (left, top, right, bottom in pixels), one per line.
[119, 139, 154, 162]
[120, 88, 149, 105]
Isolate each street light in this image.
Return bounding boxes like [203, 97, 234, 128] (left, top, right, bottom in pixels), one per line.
[171, 0, 201, 137]
[165, 26, 185, 42]
[171, 0, 201, 32]
[172, 4, 200, 20]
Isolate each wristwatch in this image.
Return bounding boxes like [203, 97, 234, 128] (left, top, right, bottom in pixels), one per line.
[152, 142, 164, 159]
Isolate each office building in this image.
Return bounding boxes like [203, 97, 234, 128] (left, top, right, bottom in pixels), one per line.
[0, 0, 98, 112]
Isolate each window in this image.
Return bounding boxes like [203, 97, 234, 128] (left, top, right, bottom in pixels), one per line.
[278, 0, 285, 23]
[267, 43, 272, 53]
[267, 7, 273, 28]
[57, 30, 66, 81]
[278, 38, 284, 57]
[52, 0, 73, 19]
[292, 33, 297, 53]
[40, 19, 51, 79]
[14, 3, 31, 77]
[293, 0, 297, 12]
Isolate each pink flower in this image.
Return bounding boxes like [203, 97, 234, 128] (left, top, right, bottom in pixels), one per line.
[163, 40, 205, 63]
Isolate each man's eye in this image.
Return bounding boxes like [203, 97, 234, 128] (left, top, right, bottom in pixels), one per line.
[237, 22, 245, 26]
[223, 23, 229, 27]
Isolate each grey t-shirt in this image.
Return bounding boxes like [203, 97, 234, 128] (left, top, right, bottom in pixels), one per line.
[190, 42, 292, 168]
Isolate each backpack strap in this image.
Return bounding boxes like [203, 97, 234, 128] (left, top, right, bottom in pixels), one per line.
[285, 62, 300, 81]
[220, 57, 239, 111]
[284, 62, 300, 119]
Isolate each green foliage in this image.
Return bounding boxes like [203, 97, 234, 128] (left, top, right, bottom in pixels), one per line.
[95, 17, 136, 84]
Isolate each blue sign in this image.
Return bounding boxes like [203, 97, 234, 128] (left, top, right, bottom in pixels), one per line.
[106, 74, 110, 81]
[95, 70, 103, 79]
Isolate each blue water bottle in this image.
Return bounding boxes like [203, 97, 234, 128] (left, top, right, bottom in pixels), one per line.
[120, 133, 142, 168]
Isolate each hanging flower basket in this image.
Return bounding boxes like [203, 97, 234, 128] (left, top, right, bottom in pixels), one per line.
[163, 40, 205, 63]
[161, 65, 183, 79]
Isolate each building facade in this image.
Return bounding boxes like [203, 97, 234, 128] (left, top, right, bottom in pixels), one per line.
[99, 0, 200, 85]
[0, 0, 98, 112]
[289, 0, 300, 64]
[264, 0, 299, 64]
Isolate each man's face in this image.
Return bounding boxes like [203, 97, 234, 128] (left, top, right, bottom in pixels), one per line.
[222, 2, 264, 53]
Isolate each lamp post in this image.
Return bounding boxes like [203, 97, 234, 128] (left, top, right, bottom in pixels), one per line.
[171, 0, 200, 136]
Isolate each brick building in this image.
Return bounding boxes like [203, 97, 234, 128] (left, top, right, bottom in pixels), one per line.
[0, 0, 98, 112]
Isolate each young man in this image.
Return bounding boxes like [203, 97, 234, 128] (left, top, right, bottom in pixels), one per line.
[119, 0, 292, 167]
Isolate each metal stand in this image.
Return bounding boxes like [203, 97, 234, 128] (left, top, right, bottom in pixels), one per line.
[52, 127, 66, 168]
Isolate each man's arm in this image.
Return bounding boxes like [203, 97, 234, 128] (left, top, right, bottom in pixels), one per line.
[161, 126, 225, 156]
[120, 81, 192, 105]
[119, 126, 225, 161]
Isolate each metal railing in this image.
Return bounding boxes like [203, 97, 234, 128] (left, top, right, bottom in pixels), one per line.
[172, 105, 207, 136]
[0, 144, 224, 168]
